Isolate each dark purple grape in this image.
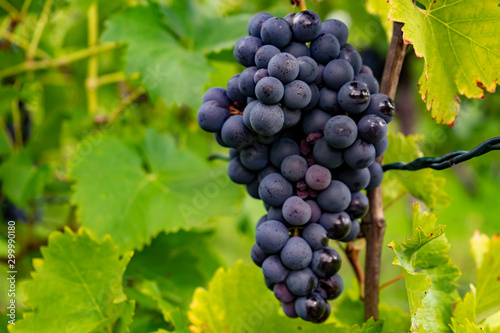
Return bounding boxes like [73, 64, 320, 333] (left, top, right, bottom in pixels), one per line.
[318, 274, 343, 300]
[311, 247, 341, 278]
[282, 301, 299, 318]
[280, 237, 313, 270]
[312, 138, 343, 169]
[282, 196, 312, 226]
[258, 173, 294, 207]
[254, 68, 269, 84]
[246, 179, 260, 199]
[296, 56, 318, 83]
[303, 223, 329, 250]
[227, 157, 255, 185]
[291, 10, 322, 43]
[305, 164, 332, 191]
[283, 107, 301, 129]
[255, 45, 281, 69]
[248, 12, 273, 37]
[319, 211, 351, 239]
[295, 293, 326, 322]
[268, 53, 299, 84]
[323, 115, 358, 149]
[234, 36, 263, 67]
[354, 73, 379, 94]
[339, 219, 360, 242]
[318, 88, 340, 114]
[374, 135, 388, 157]
[338, 81, 371, 114]
[274, 282, 296, 303]
[202, 87, 231, 108]
[255, 220, 290, 253]
[270, 138, 300, 168]
[251, 243, 269, 267]
[365, 93, 395, 123]
[221, 114, 255, 149]
[197, 101, 230, 133]
[286, 268, 318, 296]
[317, 180, 351, 213]
[323, 59, 354, 91]
[346, 191, 369, 219]
[358, 114, 388, 144]
[261, 17, 293, 48]
[249, 103, 285, 136]
[255, 76, 284, 104]
[238, 66, 258, 98]
[283, 80, 312, 109]
[240, 143, 269, 171]
[281, 155, 308, 182]
[226, 74, 247, 106]
[282, 42, 311, 58]
[303, 83, 320, 111]
[301, 109, 331, 135]
[262, 255, 289, 283]
[343, 139, 376, 169]
[366, 162, 383, 190]
[321, 19, 349, 45]
[335, 166, 370, 192]
[306, 200, 322, 223]
[338, 44, 362, 74]
[310, 33, 340, 65]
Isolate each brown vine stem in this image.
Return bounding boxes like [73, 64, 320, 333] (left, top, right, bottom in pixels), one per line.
[362, 21, 407, 322]
[379, 273, 405, 291]
[340, 241, 365, 299]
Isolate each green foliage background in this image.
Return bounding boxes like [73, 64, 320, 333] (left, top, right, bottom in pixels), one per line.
[0, 0, 499, 332]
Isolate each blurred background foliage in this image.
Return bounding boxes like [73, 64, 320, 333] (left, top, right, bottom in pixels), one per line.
[0, 0, 498, 331]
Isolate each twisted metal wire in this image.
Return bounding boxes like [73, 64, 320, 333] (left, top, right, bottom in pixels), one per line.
[383, 136, 500, 171]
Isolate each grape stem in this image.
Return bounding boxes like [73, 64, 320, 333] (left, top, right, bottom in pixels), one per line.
[291, 0, 307, 11]
[379, 273, 405, 291]
[339, 241, 365, 299]
[362, 21, 407, 322]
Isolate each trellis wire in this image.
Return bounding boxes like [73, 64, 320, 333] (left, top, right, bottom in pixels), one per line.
[382, 136, 500, 172]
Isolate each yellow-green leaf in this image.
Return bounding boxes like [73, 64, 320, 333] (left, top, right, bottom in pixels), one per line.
[388, 0, 500, 125]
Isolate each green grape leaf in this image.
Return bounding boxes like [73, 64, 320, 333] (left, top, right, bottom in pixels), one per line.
[0, 150, 50, 207]
[188, 261, 350, 333]
[388, 204, 460, 332]
[470, 231, 491, 269]
[451, 286, 477, 331]
[101, 5, 212, 109]
[125, 230, 222, 311]
[9, 228, 133, 333]
[388, 0, 500, 125]
[71, 129, 243, 253]
[475, 234, 500, 321]
[351, 318, 384, 333]
[365, 0, 392, 41]
[383, 132, 451, 210]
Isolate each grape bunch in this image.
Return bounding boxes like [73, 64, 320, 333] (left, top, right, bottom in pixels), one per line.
[198, 10, 394, 323]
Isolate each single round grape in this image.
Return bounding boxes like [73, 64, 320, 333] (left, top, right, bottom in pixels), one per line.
[338, 81, 371, 114]
[358, 114, 388, 144]
[313, 63, 325, 86]
[303, 223, 329, 250]
[227, 157, 255, 185]
[282, 42, 311, 58]
[306, 200, 322, 223]
[258, 165, 279, 182]
[268, 53, 299, 84]
[295, 294, 326, 322]
[240, 143, 269, 171]
[197, 101, 230, 133]
[255, 76, 284, 104]
[282, 196, 312, 226]
[338, 44, 362, 74]
[270, 138, 300, 168]
[255, 220, 290, 253]
[251, 243, 269, 267]
[323, 115, 358, 149]
[374, 135, 388, 157]
[365, 93, 395, 123]
[253, 68, 269, 84]
[286, 268, 318, 296]
[242, 100, 259, 129]
[283, 80, 312, 109]
[344, 139, 376, 169]
[305, 164, 332, 191]
[303, 83, 320, 111]
[283, 107, 301, 129]
[258, 173, 294, 207]
[366, 162, 383, 190]
[314, 300, 331, 323]
[247, 12, 273, 37]
[354, 73, 379, 94]
[346, 191, 369, 219]
[255, 45, 281, 69]
[249, 103, 285, 136]
[301, 109, 331, 135]
[260, 17, 293, 48]
[238, 66, 258, 98]
[335, 166, 370, 192]
[226, 74, 247, 106]
[323, 59, 354, 91]
[318, 88, 340, 114]
[233, 36, 263, 67]
[221, 115, 255, 149]
[267, 206, 284, 222]
[360, 64, 373, 75]
[311, 247, 342, 278]
[280, 237, 313, 270]
[202, 87, 231, 108]
[246, 179, 260, 199]
[339, 219, 360, 242]
[282, 301, 299, 318]
[262, 255, 289, 283]
[310, 33, 340, 65]
[319, 211, 351, 239]
[291, 10, 322, 43]
[281, 155, 308, 182]
[296, 56, 318, 84]
[312, 138, 343, 169]
[274, 282, 295, 303]
[318, 274, 344, 300]
[321, 19, 349, 45]
[317, 180, 351, 212]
